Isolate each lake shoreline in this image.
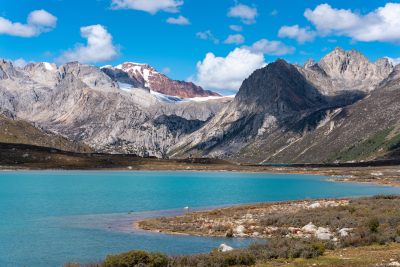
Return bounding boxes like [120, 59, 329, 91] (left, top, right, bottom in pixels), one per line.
[1, 165, 400, 188]
[1, 142, 400, 187]
[135, 198, 352, 239]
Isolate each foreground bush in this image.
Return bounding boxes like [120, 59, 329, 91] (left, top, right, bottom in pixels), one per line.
[104, 250, 168, 267]
[249, 238, 326, 260]
[75, 238, 325, 267]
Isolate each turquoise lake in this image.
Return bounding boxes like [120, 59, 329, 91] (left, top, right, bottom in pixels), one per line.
[1, 171, 400, 267]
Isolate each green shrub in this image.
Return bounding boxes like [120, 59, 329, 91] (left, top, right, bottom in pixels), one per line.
[311, 242, 326, 256]
[249, 238, 325, 260]
[367, 218, 380, 233]
[104, 250, 169, 267]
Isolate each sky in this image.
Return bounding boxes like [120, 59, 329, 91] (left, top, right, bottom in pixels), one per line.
[1, 0, 400, 94]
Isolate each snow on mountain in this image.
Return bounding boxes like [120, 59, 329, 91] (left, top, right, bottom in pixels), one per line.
[103, 62, 220, 98]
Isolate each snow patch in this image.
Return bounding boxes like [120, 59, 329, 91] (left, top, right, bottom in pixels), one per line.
[117, 82, 135, 92]
[188, 95, 235, 102]
[150, 90, 183, 103]
[43, 62, 55, 71]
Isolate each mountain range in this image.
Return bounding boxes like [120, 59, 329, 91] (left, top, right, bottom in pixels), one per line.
[1, 47, 400, 163]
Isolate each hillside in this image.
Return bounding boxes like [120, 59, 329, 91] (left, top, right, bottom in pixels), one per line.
[0, 114, 91, 153]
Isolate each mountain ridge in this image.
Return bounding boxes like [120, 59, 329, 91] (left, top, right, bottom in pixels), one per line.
[170, 47, 400, 163]
[1, 47, 400, 164]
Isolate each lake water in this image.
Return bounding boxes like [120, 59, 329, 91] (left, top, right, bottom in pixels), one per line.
[1, 171, 400, 267]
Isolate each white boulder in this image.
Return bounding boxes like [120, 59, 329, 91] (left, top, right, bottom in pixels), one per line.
[302, 222, 317, 233]
[218, 244, 234, 252]
[308, 202, 321, 209]
[316, 227, 333, 240]
[338, 228, 353, 237]
[234, 225, 246, 237]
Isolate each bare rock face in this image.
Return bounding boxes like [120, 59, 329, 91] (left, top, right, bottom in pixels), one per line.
[171, 48, 400, 163]
[102, 62, 220, 98]
[0, 60, 231, 157]
[0, 60, 21, 80]
[170, 60, 327, 158]
[302, 47, 394, 95]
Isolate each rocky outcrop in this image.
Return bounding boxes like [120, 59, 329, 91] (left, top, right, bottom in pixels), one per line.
[102, 62, 220, 98]
[302, 47, 394, 95]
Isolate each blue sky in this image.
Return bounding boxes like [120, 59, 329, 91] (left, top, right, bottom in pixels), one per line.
[1, 0, 400, 94]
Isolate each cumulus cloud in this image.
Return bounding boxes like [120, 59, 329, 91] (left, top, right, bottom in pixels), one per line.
[56, 25, 118, 64]
[244, 39, 295, 56]
[11, 58, 29, 68]
[229, 25, 243, 32]
[305, 3, 400, 43]
[386, 57, 400, 66]
[196, 30, 219, 44]
[228, 3, 258, 25]
[192, 48, 266, 91]
[111, 0, 183, 14]
[0, 9, 57, 37]
[191, 37, 295, 91]
[278, 25, 316, 44]
[224, 34, 245, 45]
[166, 15, 190, 25]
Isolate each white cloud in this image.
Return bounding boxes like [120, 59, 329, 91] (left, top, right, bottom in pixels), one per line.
[0, 9, 57, 37]
[56, 25, 118, 64]
[305, 3, 400, 43]
[244, 39, 295, 56]
[228, 3, 258, 25]
[196, 30, 219, 44]
[224, 34, 245, 45]
[192, 48, 266, 91]
[28, 10, 57, 28]
[166, 15, 190, 25]
[191, 37, 295, 91]
[386, 57, 400, 66]
[111, 0, 183, 14]
[278, 25, 316, 44]
[229, 25, 243, 32]
[12, 58, 29, 68]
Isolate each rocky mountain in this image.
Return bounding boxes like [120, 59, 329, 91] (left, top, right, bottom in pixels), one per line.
[0, 59, 231, 157]
[102, 62, 220, 98]
[170, 48, 400, 163]
[2, 47, 399, 164]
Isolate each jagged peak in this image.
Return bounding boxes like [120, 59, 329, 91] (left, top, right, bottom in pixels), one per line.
[321, 47, 369, 63]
